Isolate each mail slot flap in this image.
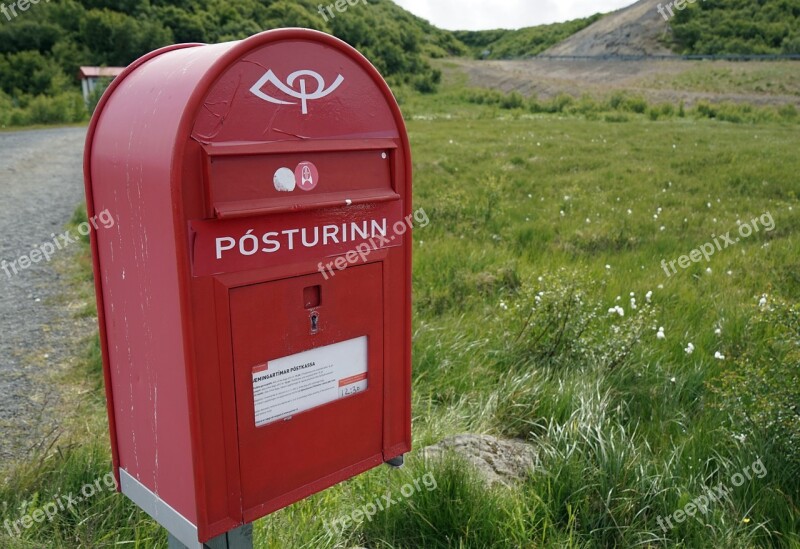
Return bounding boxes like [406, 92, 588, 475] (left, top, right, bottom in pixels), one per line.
[214, 189, 400, 219]
[201, 139, 398, 218]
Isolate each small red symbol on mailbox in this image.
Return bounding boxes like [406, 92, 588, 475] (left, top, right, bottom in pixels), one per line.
[295, 161, 319, 191]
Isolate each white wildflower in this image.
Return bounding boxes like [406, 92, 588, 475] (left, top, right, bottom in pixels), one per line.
[608, 306, 625, 317]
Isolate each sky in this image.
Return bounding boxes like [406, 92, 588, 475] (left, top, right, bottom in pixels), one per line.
[392, 0, 638, 31]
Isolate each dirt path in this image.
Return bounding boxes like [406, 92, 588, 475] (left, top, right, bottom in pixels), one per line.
[0, 127, 91, 463]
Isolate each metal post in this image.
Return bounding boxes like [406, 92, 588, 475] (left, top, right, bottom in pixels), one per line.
[168, 524, 253, 549]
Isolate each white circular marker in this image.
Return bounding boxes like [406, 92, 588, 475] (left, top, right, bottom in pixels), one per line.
[273, 167, 296, 192]
[381, 152, 387, 159]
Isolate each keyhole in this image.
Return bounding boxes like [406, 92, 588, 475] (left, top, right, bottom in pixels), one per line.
[310, 313, 319, 334]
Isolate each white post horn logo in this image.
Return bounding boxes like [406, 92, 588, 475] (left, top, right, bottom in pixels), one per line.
[250, 69, 344, 115]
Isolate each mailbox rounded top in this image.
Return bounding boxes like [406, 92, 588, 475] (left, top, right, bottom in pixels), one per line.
[188, 29, 406, 144]
[87, 28, 408, 177]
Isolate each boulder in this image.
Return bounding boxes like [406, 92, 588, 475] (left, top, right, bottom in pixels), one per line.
[421, 434, 536, 487]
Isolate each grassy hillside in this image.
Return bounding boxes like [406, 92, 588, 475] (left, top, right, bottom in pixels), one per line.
[454, 14, 603, 59]
[3, 0, 800, 128]
[671, 0, 800, 54]
[0, 0, 465, 126]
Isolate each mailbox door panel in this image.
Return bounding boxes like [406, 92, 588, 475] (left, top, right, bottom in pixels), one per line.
[229, 264, 384, 512]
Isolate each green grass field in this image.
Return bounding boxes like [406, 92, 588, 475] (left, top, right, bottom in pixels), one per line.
[1, 83, 798, 548]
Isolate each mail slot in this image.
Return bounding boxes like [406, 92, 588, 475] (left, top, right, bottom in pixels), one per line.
[83, 29, 412, 548]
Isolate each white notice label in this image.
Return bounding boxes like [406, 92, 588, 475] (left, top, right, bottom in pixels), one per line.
[252, 336, 368, 427]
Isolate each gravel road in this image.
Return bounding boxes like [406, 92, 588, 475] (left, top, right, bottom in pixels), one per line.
[0, 127, 90, 463]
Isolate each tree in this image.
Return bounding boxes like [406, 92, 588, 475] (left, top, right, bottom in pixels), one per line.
[0, 22, 63, 55]
[78, 9, 173, 66]
[0, 51, 69, 96]
[152, 6, 210, 44]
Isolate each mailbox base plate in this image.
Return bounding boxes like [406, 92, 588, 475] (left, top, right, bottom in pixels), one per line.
[120, 469, 201, 549]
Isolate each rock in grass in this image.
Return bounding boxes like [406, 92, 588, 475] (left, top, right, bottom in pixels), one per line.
[421, 434, 536, 487]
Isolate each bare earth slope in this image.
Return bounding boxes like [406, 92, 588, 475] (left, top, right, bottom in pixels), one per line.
[447, 58, 800, 108]
[544, 0, 671, 56]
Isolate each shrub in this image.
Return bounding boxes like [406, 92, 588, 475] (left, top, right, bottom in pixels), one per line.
[607, 91, 649, 114]
[695, 101, 717, 119]
[569, 94, 601, 115]
[710, 296, 800, 469]
[528, 96, 545, 113]
[500, 91, 525, 110]
[26, 92, 87, 125]
[0, 92, 87, 127]
[461, 88, 505, 106]
[778, 103, 798, 120]
[648, 103, 677, 121]
[623, 95, 648, 114]
[489, 271, 655, 373]
[549, 93, 575, 113]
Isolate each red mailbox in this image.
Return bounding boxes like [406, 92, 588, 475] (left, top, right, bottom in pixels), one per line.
[83, 29, 412, 547]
